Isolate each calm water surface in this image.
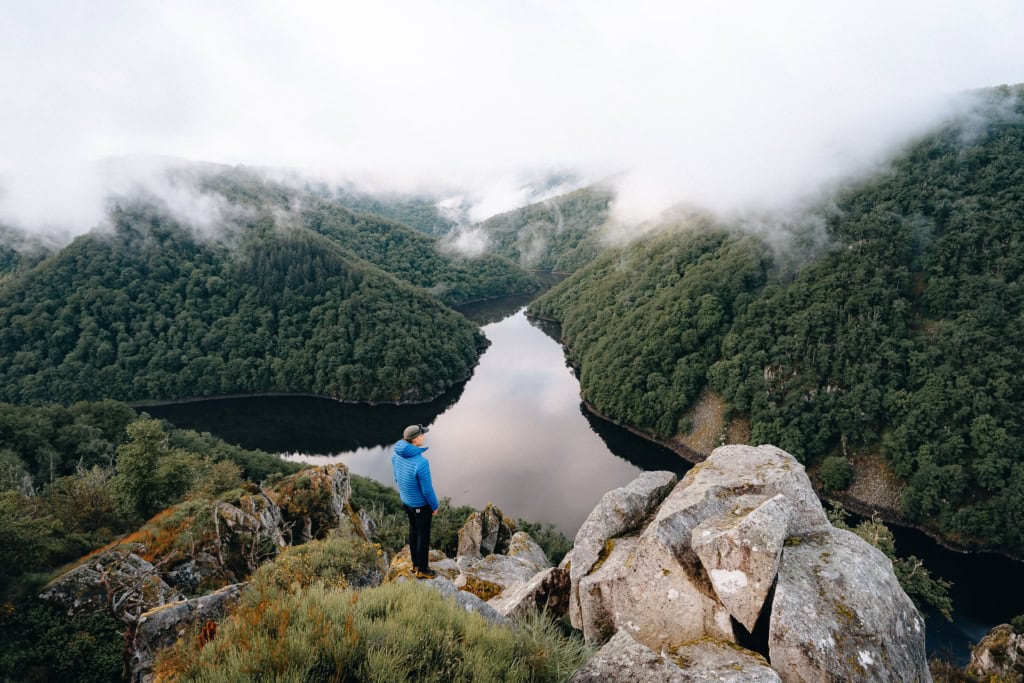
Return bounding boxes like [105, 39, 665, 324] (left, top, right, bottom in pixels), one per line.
[146, 302, 686, 535]
[143, 295, 1022, 664]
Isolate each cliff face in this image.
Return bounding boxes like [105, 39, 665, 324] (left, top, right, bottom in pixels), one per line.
[563, 444, 931, 682]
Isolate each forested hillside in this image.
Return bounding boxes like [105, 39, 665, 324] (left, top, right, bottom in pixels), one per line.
[531, 84, 1024, 554]
[197, 168, 540, 307]
[0, 201, 486, 404]
[0, 224, 52, 278]
[321, 184, 458, 235]
[474, 186, 612, 272]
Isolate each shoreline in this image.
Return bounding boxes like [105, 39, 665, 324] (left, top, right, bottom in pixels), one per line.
[577, 397, 1024, 564]
[526, 311, 1024, 565]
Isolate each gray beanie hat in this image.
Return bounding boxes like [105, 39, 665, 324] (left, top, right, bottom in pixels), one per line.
[403, 424, 429, 440]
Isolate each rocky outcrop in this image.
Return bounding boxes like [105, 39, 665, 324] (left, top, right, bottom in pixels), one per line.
[506, 531, 551, 569]
[966, 624, 1024, 680]
[384, 504, 564, 620]
[769, 527, 926, 682]
[129, 583, 245, 683]
[268, 465, 355, 544]
[568, 470, 678, 626]
[692, 493, 791, 632]
[567, 444, 931, 683]
[421, 577, 512, 627]
[457, 503, 515, 558]
[488, 567, 571, 620]
[212, 494, 288, 577]
[568, 630, 781, 682]
[40, 546, 183, 622]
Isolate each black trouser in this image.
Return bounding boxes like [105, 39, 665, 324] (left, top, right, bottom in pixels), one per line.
[404, 503, 433, 571]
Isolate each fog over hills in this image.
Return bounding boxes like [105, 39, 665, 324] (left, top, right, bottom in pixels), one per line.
[2, 2, 1023, 238]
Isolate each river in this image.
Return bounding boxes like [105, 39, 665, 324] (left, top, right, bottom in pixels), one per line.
[142, 294, 1022, 664]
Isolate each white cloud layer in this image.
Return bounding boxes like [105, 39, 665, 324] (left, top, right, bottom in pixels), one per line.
[1, 0, 1023, 233]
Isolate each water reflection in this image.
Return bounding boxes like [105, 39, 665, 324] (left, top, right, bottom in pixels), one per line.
[278, 310, 662, 534]
[142, 388, 465, 454]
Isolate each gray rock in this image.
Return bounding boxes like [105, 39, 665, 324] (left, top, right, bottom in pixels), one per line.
[457, 504, 514, 558]
[163, 552, 221, 594]
[691, 493, 791, 632]
[358, 508, 379, 541]
[769, 527, 930, 683]
[324, 465, 353, 527]
[421, 577, 513, 627]
[214, 496, 288, 572]
[463, 553, 546, 600]
[129, 582, 245, 683]
[646, 445, 828, 568]
[568, 630, 780, 682]
[575, 533, 731, 648]
[488, 567, 571, 619]
[569, 471, 678, 627]
[966, 624, 1024, 680]
[506, 531, 551, 569]
[40, 546, 183, 622]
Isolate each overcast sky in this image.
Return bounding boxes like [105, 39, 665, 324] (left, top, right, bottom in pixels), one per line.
[1, 1, 1023, 232]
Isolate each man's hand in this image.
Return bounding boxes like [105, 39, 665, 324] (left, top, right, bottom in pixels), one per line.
[432, 509, 438, 515]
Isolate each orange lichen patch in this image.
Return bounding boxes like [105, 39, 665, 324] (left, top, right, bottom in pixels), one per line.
[115, 499, 217, 563]
[384, 548, 417, 583]
[462, 576, 502, 602]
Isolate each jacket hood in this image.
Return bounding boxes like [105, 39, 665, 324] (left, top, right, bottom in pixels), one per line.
[394, 439, 429, 459]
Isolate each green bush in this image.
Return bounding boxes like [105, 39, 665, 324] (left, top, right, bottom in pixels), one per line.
[155, 581, 591, 682]
[250, 520, 384, 592]
[818, 456, 855, 494]
[1012, 614, 1024, 635]
[0, 601, 125, 683]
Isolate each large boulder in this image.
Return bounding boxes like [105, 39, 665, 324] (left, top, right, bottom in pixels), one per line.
[569, 471, 678, 626]
[566, 444, 930, 683]
[568, 630, 781, 682]
[129, 582, 245, 683]
[462, 553, 546, 601]
[421, 577, 513, 627]
[506, 531, 551, 569]
[966, 624, 1024, 680]
[40, 546, 183, 622]
[768, 527, 930, 682]
[488, 567, 571, 620]
[457, 503, 515, 558]
[691, 493, 791, 632]
[575, 533, 732, 648]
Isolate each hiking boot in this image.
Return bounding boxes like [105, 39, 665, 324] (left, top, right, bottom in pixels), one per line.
[414, 567, 437, 579]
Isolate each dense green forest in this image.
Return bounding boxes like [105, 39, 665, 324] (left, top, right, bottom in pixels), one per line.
[531, 84, 1024, 554]
[0, 224, 53, 279]
[474, 185, 613, 272]
[0, 400, 300, 601]
[318, 183, 458, 235]
[0, 198, 496, 404]
[195, 168, 540, 307]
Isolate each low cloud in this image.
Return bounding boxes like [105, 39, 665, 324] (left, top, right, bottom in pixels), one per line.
[1, 2, 1022, 238]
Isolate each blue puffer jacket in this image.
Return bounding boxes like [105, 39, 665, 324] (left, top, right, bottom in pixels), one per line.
[392, 440, 439, 511]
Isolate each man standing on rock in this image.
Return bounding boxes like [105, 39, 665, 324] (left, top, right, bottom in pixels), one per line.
[392, 424, 439, 579]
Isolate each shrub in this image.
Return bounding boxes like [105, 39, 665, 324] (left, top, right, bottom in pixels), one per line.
[819, 455, 855, 493]
[250, 520, 383, 592]
[1012, 614, 1024, 635]
[0, 601, 125, 683]
[155, 581, 591, 682]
